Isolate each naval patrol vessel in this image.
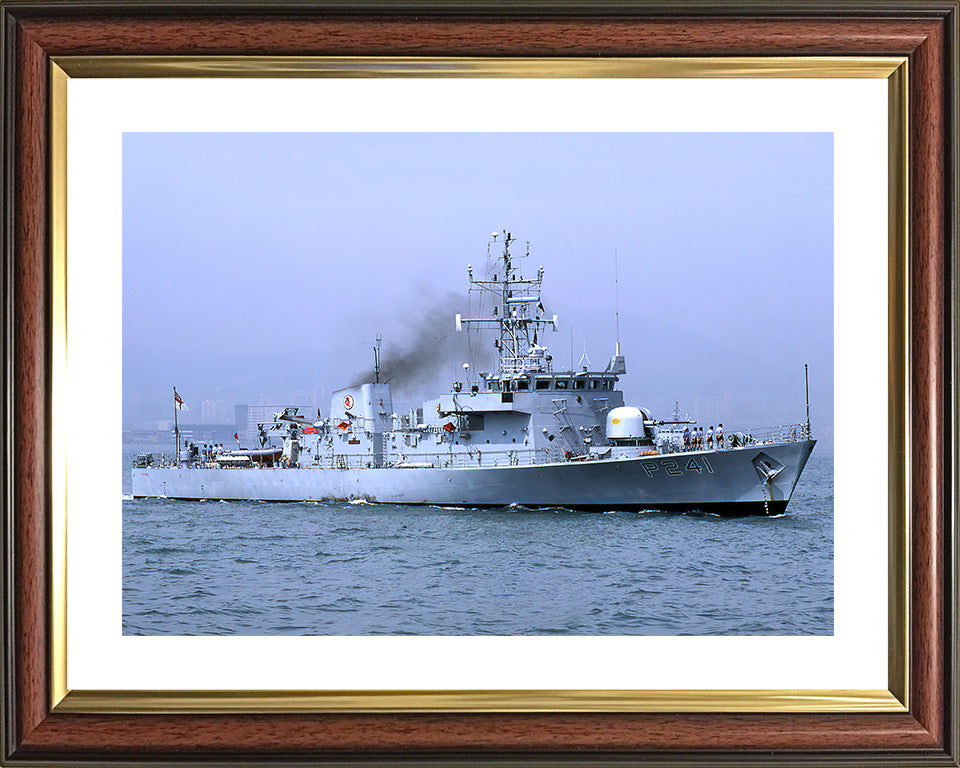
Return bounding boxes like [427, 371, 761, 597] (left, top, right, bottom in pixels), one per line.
[132, 232, 816, 515]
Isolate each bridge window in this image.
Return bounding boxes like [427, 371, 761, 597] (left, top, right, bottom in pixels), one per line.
[489, 380, 501, 391]
[588, 379, 600, 390]
[601, 380, 612, 390]
[535, 379, 551, 390]
[516, 378, 529, 391]
[573, 379, 585, 390]
[555, 379, 569, 390]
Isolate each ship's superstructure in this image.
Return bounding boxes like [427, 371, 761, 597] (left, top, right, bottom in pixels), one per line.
[133, 232, 816, 515]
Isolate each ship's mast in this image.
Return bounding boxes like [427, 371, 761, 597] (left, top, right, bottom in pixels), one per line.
[456, 231, 558, 377]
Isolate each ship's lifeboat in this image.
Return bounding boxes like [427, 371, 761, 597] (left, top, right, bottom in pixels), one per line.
[218, 447, 282, 467]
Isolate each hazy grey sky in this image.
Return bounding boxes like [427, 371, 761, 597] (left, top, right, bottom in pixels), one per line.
[123, 132, 833, 442]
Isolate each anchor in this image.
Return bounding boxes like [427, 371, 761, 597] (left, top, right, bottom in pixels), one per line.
[751, 452, 785, 483]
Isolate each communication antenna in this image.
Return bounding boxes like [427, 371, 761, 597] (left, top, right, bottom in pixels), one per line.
[172, 386, 181, 466]
[804, 363, 811, 437]
[579, 340, 590, 371]
[373, 334, 382, 383]
[614, 248, 621, 355]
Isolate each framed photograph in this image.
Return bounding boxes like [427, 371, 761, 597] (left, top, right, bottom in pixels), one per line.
[2, 2, 957, 765]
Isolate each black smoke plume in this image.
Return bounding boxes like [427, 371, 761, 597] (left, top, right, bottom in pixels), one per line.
[352, 294, 491, 395]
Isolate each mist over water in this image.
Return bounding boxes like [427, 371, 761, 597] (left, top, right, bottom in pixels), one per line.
[123, 133, 834, 444]
[123, 445, 833, 636]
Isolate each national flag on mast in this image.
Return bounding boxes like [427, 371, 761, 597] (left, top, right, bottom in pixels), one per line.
[174, 391, 188, 411]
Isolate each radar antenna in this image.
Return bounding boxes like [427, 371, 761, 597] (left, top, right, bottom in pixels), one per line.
[455, 230, 558, 377]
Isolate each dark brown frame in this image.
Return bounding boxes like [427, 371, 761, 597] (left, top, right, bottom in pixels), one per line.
[2, 2, 957, 765]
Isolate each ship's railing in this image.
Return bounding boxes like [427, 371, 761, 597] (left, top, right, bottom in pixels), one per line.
[144, 423, 812, 472]
[304, 447, 568, 470]
[151, 457, 236, 469]
[498, 355, 551, 376]
[725, 423, 810, 447]
[499, 357, 529, 376]
[149, 447, 577, 470]
[655, 422, 810, 454]
[142, 423, 810, 472]
[146, 450, 560, 470]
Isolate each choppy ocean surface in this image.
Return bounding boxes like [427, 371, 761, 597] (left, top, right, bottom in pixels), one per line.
[122, 445, 833, 635]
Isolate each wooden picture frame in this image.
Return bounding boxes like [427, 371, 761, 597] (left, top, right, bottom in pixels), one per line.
[2, 2, 957, 764]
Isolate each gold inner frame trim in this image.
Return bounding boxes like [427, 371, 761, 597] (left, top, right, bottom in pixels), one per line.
[50, 61, 69, 710]
[57, 688, 903, 714]
[49, 55, 910, 715]
[53, 55, 905, 79]
[886, 60, 910, 709]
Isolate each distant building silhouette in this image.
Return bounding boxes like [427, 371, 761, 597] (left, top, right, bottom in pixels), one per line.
[201, 398, 232, 424]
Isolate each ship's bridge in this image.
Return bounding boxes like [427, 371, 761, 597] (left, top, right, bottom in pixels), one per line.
[483, 372, 618, 393]
[481, 352, 626, 393]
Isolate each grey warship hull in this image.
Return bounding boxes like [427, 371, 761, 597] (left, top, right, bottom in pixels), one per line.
[135, 232, 819, 516]
[132, 439, 815, 516]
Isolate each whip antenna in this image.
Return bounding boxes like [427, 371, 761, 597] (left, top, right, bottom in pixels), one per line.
[804, 363, 811, 438]
[614, 248, 621, 355]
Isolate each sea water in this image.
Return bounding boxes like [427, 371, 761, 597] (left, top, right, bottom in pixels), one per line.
[122, 445, 833, 635]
